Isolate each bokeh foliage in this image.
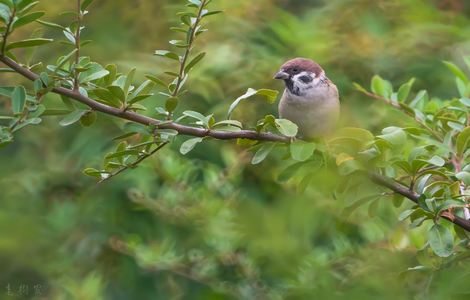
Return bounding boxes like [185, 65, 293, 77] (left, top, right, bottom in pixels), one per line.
[2, 0, 470, 299]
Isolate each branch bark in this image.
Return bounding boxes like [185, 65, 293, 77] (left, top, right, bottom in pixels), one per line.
[0, 55, 289, 143]
[369, 172, 470, 232]
[2, 55, 470, 232]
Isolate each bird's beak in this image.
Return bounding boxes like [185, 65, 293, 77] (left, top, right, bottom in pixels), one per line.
[274, 71, 289, 80]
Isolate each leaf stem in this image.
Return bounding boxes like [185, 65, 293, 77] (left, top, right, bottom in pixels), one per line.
[73, 0, 82, 91]
[98, 142, 169, 183]
[360, 89, 444, 142]
[172, 0, 207, 97]
[1, 6, 17, 55]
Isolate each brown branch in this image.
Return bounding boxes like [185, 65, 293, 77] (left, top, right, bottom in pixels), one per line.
[369, 172, 470, 232]
[0, 55, 288, 143]
[2, 54, 470, 232]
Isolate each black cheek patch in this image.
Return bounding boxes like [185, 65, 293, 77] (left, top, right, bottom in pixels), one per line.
[299, 75, 313, 84]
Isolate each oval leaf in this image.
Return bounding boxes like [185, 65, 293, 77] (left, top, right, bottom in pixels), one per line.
[428, 224, 454, 257]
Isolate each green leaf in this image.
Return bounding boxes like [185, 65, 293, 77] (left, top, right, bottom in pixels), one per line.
[371, 75, 392, 98]
[59, 110, 88, 126]
[378, 126, 406, 146]
[36, 19, 64, 30]
[188, 0, 202, 6]
[0, 3, 10, 24]
[107, 86, 126, 102]
[124, 68, 136, 95]
[12, 11, 43, 29]
[456, 127, 470, 157]
[169, 39, 189, 48]
[338, 159, 362, 175]
[184, 52, 206, 73]
[213, 120, 243, 129]
[443, 61, 469, 83]
[183, 110, 206, 122]
[397, 78, 415, 102]
[128, 80, 155, 104]
[202, 10, 223, 17]
[92, 88, 121, 108]
[81, 0, 94, 10]
[428, 223, 454, 257]
[11, 85, 26, 115]
[436, 200, 467, 215]
[165, 97, 178, 112]
[290, 141, 316, 162]
[106, 149, 139, 160]
[275, 119, 298, 137]
[79, 111, 97, 127]
[6, 38, 53, 50]
[81, 69, 110, 83]
[426, 156, 445, 167]
[145, 75, 166, 87]
[83, 167, 101, 178]
[180, 137, 203, 155]
[154, 50, 180, 61]
[456, 171, 470, 185]
[6, 38, 54, 51]
[460, 98, 470, 107]
[227, 88, 279, 118]
[252, 143, 276, 165]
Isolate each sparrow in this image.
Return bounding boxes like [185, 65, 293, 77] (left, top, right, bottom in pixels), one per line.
[274, 58, 340, 140]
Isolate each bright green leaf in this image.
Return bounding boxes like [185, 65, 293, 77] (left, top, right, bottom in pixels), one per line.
[290, 140, 316, 162]
[180, 137, 203, 155]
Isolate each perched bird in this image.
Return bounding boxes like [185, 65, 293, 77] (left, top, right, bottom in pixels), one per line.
[274, 58, 340, 140]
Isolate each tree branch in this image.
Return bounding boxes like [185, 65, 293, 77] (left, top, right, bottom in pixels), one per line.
[2, 54, 470, 233]
[369, 172, 470, 232]
[0, 55, 289, 143]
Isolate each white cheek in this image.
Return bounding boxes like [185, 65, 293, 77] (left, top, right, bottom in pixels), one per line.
[292, 71, 313, 90]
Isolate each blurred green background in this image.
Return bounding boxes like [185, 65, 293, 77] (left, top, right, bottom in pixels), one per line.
[2, 0, 470, 299]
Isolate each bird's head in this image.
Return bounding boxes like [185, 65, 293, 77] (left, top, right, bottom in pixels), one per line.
[274, 58, 324, 96]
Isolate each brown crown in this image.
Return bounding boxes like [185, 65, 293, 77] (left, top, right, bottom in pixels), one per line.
[281, 58, 323, 76]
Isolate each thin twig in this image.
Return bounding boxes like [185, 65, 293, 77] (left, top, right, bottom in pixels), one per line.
[73, 0, 81, 91]
[1, 5, 16, 55]
[361, 90, 444, 142]
[98, 142, 169, 183]
[171, 0, 207, 97]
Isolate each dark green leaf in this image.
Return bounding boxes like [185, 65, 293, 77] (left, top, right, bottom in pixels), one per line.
[252, 143, 276, 165]
[6, 38, 53, 50]
[11, 85, 26, 115]
[180, 137, 203, 155]
[59, 110, 88, 126]
[184, 52, 205, 73]
[81, 0, 94, 10]
[165, 97, 178, 112]
[428, 223, 454, 257]
[456, 127, 470, 157]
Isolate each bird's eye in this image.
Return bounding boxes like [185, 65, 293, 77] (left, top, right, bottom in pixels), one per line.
[292, 68, 299, 73]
